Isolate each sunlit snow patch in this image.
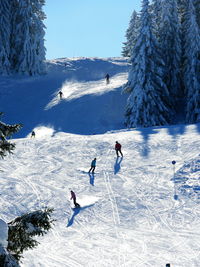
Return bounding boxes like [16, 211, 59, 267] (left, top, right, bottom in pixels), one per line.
[77, 196, 99, 206]
[45, 72, 127, 110]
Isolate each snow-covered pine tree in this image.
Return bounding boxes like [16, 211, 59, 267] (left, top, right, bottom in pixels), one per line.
[183, 0, 200, 123]
[123, 0, 171, 128]
[159, 0, 181, 102]
[194, 0, 200, 28]
[0, 244, 19, 267]
[0, 0, 12, 74]
[11, 0, 46, 75]
[7, 208, 54, 262]
[122, 10, 140, 57]
[0, 113, 22, 159]
[151, 0, 163, 39]
[30, 0, 46, 74]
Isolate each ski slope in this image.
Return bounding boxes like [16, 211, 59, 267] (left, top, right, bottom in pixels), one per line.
[0, 58, 200, 267]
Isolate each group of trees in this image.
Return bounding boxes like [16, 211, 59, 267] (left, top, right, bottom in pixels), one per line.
[0, 0, 46, 76]
[122, 0, 200, 127]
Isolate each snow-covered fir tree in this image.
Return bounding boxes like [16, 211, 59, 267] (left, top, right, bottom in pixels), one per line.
[7, 208, 54, 262]
[194, 0, 200, 28]
[11, 0, 46, 75]
[151, 0, 163, 39]
[183, 0, 200, 123]
[0, 0, 12, 74]
[159, 0, 181, 102]
[123, 0, 171, 128]
[122, 10, 140, 57]
[0, 113, 22, 159]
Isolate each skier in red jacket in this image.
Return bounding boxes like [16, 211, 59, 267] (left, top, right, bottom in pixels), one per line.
[115, 141, 123, 157]
[70, 190, 80, 208]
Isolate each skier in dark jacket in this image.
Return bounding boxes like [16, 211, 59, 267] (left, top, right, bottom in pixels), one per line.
[88, 158, 96, 173]
[31, 131, 35, 138]
[70, 190, 80, 208]
[58, 91, 63, 100]
[105, 74, 110, 84]
[115, 141, 123, 157]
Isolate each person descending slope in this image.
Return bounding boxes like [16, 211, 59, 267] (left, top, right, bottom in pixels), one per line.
[105, 73, 110, 84]
[70, 190, 80, 208]
[88, 158, 97, 173]
[31, 131, 35, 138]
[58, 91, 63, 100]
[115, 141, 123, 157]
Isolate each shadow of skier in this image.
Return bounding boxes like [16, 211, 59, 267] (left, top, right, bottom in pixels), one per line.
[114, 156, 123, 174]
[67, 204, 95, 227]
[88, 172, 95, 186]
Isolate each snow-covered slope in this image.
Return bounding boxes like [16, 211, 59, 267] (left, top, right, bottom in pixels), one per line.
[0, 58, 200, 267]
[0, 57, 128, 137]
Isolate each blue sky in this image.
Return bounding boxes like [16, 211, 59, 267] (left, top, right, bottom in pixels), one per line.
[44, 0, 141, 59]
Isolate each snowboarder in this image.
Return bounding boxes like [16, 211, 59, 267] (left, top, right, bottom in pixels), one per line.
[31, 131, 35, 138]
[58, 91, 63, 100]
[105, 73, 110, 84]
[88, 158, 96, 173]
[70, 190, 80, 208]
[115, 141, 123, 157]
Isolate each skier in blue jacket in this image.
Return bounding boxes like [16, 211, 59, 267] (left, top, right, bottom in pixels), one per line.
[88, 158, 96, 173]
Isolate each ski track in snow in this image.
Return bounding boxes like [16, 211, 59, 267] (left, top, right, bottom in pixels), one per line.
[0, 67, 200, 266]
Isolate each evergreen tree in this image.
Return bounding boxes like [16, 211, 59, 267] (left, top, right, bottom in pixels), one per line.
[123, 0, 171, 128]
[0, 113, 22, 159]
[151, 0, 163, 39]
[194, 0, 200, 28]
[0, 0, 11, 74]
[7, 208, 54, 262]
[160, 0, 182, 101]
[122, 10, 140, 57]
[183, 0, 200, 123]
[11, 0, 46, 75]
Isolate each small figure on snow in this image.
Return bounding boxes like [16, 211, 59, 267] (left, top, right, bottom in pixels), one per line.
[88, 158, 96, 173]
[31, 131, 35, 138]
[70, 190, 80, 208]
[105, 73, 110, 84]
[58, 91, 63, 100]
[115, 141, 123, 157]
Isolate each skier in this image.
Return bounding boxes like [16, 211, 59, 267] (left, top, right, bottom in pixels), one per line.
[31, 131, 35, 138]
[70, 190, 80, 208]
[58, 91, 63, 100]
[105, 73, 110, 84]
[115, 141, 123, 157]
[88, 158, 96, 173]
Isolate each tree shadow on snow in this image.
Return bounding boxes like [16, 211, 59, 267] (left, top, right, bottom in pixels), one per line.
[67, 204, 95, 227]
[136, 127, 158, 158]
[195, 123, 200, 134]
[114, 156, 123, 174]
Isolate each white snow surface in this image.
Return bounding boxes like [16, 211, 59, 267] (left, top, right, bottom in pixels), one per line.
[0, 219, 8, 247]
[0, 57, 200, 266]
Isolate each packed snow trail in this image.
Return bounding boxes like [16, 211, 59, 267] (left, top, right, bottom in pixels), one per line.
[0, 124, 200, 266]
